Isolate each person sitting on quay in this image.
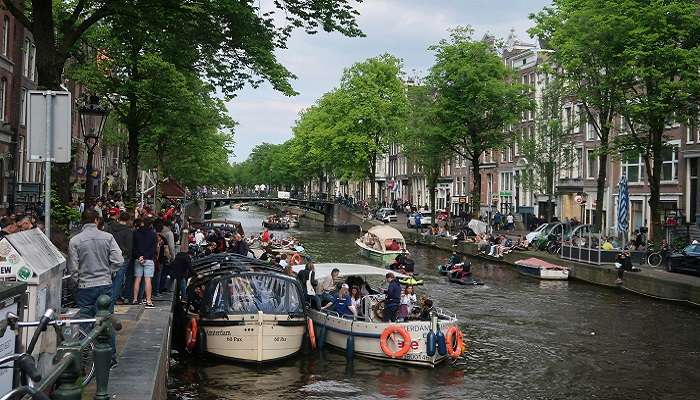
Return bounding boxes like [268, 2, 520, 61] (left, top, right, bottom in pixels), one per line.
[68, 209, 124, 368]
[601, 237, 614, 251]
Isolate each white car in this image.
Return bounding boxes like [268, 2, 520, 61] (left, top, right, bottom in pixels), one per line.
[526, 223, 551, 243]
[407, 212, 432, 228]
[375, 207, 397, 222]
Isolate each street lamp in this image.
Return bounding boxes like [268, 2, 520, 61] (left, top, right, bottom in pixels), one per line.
[79, 95, 109, 204]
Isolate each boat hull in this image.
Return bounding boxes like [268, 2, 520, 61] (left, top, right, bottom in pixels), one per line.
[199, 314, 306, 363]
[355, 241, 400, 266]
[309, 310, 457, 367]
[517, 265, 569, 280]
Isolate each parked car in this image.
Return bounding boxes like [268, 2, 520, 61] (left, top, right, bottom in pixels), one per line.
[375, 207, 397, 222]
[667, 243, 700, 274]
[407, 212, 432, 228]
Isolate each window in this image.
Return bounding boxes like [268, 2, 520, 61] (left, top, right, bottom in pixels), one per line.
[0, 78, 5, 121]
[574, 105, 582, 133]
[622, 152, 645, 183]
[576, 148, 583, 179]
[20, 88, 27, 126]
[586, 115, 597, 141]
[501, 149, 506, 163]
[2, 16, 8, 57]
[500, 172, 514, 191]
[22, 38, 29, 76]
[530, 73, 536, 89]
[29, 43, 36, 80]
[586, 149, 598, 180]
[508, 146, 514, 162]
[660, 145, 679, 182]
[18, 136, 24, 183]
[564, 106, 572, 129]
[687, 123, 697, 144]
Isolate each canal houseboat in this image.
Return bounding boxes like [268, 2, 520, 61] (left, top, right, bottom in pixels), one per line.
[180, 254, 308, 363]
[295, 263, 464, 367]
[515, 258, 569, 280]
[356, 226, 407, 267]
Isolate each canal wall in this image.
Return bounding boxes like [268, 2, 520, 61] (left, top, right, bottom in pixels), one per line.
[107, 295, 173, 400]
[366, 221, 700, 307]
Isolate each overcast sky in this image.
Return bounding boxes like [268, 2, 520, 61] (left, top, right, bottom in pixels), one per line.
[227, 0, 552, 162]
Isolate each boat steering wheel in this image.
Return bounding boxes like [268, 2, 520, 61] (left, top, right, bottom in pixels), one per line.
[371, 298, 385, 321]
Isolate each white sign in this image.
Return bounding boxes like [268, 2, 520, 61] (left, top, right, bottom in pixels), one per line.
[0, 238, 32, 282]
[277, 191, 291, 199]
[27, 90, 72, 162]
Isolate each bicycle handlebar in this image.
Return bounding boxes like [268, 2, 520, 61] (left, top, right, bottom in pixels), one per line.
[15, 355, 41, 382]
[26, 310, 54, 355]
[0, 385, 49, 400]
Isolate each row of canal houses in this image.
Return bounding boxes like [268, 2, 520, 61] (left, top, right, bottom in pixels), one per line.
[332, 31, 698, 236]
[0, 3, 126, 215]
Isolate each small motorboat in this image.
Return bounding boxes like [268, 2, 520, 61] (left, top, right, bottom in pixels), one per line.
[437, 261, 470, 276]
[239, 203, 250, 211]
[293, 263, 464, 367]
[263, 215, 289, 230]
[356, 225, 407, 267]
[515, 258, 569, 280]
[447, 268, 483, 286]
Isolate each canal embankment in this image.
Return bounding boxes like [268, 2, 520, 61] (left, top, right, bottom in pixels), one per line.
[364, 219, 700, 307]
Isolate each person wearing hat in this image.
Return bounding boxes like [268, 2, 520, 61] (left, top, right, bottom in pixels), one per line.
[322, 283, 352, 316]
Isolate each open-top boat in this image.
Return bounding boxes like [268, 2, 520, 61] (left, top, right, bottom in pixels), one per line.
[515, 258, 569, 280]
[176, 254, 308, 363]
[356, 225, 407, 267]
[294, 263, 464, 367]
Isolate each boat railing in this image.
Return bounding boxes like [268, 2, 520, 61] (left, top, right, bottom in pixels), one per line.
[433, 306, 457, 321]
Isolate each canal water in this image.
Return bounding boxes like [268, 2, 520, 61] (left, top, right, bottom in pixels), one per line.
[168, 206, 700, 400]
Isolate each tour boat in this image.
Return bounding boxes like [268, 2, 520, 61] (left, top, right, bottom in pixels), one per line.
[355, 225, 407, 267]
[293, 263, 464, 368]
[263, 215, 290, 230]
[181, 254, 308, 363]
[239, 203, 250, 211]
[515, 257, 569, 280]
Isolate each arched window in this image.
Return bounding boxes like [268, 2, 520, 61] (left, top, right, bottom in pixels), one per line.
[0, 78, 6, 121]
[2, 16, 8, 57]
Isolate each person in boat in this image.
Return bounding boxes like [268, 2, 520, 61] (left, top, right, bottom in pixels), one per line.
[284, 264, 296, 278]
[418, 298, 434, 321]
[297, 262, 320, 310]
[448, 251, 462, 267]
[399, 285, 417, 321]
[383, 272, 401, 322]
[322, 283, 353, 316]
[316, 268, 340, 307]
[261, 227, 271, 243]
[349, 286, 363, 317]
[279, 253, 289, 268]
[386, 239, 401, 251]
[230, 233, 250, 257]
[393, 249, 415, 274]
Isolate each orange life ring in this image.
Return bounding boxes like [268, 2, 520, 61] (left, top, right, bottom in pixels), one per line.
[446, 326, 464, 358]
[290, 253, 303, 266]
[185, 317, 198, 352]
[307, 318, 317, 351]
[379, 325, 412, 359]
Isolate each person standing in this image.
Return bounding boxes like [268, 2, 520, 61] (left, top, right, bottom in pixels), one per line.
[297, 262, 320, 309]
[170, 242, 192, 300]
[132, 217, 157, 308]
[414, 212, 422, 234]
[105, 212, 133, 305]
[383, 272, 401, 322]
[506, 213, 515, 231]
[68, 209, 123, 367]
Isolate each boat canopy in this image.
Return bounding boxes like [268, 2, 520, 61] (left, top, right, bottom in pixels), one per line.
[200, 219, 244, 235]
[361, 225, 406, 252]
[200, 272, 304, 317]
[292, 263, 407, 280]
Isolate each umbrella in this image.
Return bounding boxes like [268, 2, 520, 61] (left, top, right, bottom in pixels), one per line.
[468, 219, 488, 236]
[617, 174, 629, 238]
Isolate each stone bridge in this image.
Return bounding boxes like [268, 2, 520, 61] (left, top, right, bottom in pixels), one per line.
[189, 196, 365, 231]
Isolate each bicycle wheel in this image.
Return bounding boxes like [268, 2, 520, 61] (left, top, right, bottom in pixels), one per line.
[647, 253, 662, 267]
[77, 327, 96, 386]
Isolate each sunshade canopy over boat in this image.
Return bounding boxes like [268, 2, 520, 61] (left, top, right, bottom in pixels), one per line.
[292, 263, 407, 279]
[361, 225, 406, 252]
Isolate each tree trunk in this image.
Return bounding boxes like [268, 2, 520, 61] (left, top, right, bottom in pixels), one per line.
[370, 153, 377, 205]
[428, 176, 437, 222]
[126, 124, 140, 205]
[594, 140, 609, 233]
[647, 128, 664, 242]
[470, 157, 481, 218]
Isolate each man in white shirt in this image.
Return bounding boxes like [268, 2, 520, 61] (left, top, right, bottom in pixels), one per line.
[279, 253, 289, 268]
[317, 268, 339, 305]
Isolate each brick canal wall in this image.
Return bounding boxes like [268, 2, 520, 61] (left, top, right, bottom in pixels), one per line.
[367, 221, 700, 307]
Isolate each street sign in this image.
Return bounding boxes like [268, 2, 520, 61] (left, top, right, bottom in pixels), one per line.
[27, 90, 72, 162]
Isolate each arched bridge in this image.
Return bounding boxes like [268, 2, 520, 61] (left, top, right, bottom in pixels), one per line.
[194, 196, 364, 231]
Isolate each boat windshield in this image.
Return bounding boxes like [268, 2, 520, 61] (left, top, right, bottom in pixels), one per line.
[202, 274, 303, 316]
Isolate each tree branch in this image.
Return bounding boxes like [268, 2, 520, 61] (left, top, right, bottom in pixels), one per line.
[62, 5, 114, 54]
[66, 0, 87, 29]
[1, 0, 32, 31]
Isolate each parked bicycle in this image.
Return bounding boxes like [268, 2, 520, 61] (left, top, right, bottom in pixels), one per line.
[645, 241, 673, 268]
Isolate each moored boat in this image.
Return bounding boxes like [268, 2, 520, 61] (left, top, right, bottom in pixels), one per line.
[356, 225, 406, 267]
[515, 258, 569, 280]
[178, 254, 308, 363]
[294, 263, 464, 367]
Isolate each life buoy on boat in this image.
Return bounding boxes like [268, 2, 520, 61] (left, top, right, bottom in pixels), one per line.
[379, 325, 412, 359]
[185, 317, 198, 352]
[290, 253, 303, 266]
[307, 318, 317, 351]
[445, 326, 464, 358]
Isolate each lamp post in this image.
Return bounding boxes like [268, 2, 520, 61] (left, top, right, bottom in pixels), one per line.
[79, 95, 109, 204]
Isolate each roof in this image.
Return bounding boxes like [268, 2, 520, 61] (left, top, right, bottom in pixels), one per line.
[366, 225, 404, 241]
[159, 177, 186, 198]
[292, 263, 407, 279]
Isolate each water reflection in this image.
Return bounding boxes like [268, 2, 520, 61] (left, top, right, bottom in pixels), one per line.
[168, 205, 700, 399]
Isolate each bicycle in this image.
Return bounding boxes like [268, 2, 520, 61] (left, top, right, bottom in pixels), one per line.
[645, 242, 673, 268]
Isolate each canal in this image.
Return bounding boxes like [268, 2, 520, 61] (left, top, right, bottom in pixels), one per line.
[168, 206, 700, 400]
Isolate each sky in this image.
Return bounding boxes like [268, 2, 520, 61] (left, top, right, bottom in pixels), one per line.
[226, 0, 553, 162]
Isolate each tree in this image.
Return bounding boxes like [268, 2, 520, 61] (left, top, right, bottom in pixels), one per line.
[3, 0, 363, 202]
[399, 84, 450, 219]
[530, 0, 631, 233]
[335, 54, 409, 202]
[518, 74, 576, 222]
[608, 0, 700, 240]
[427, 27, 531, 214]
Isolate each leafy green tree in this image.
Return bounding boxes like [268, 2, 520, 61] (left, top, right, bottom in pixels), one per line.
[530, 0, 629, 233]
[399, 84, 450, 219]
[427, 27, 531, 214]
[518, 75, 576, 222]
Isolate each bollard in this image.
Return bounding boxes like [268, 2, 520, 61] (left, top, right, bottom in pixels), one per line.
[93, 295, 114, 400]
[51, 344, 82, 400]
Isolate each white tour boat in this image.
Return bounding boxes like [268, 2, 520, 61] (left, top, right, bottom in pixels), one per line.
[515, 257, 570, 280]
[181, 254, 308, 363]
[355, 225, 407, 267]
[294, 263, 464, 367]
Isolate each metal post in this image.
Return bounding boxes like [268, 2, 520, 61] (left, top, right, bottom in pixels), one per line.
[51, 346, 81, 400]
[44, 92, 53, 240]
[93, 295, 114, 400]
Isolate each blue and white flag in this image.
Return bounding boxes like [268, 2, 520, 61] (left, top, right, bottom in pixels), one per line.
[617, 174, 629, 236]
